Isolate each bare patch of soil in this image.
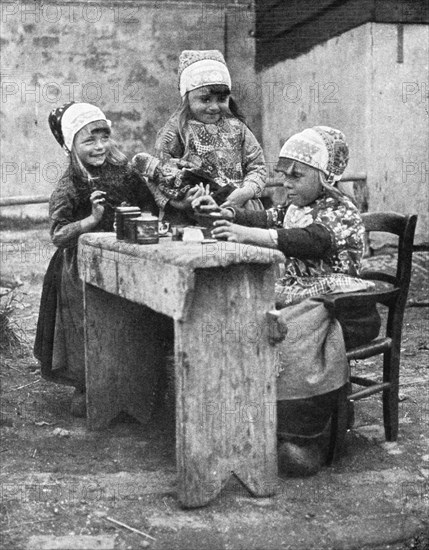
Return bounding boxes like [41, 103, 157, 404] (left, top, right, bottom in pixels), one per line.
[1, 224, 428, 550]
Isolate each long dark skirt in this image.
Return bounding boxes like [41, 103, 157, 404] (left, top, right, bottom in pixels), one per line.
[34, 247, 85, 389]
[34, 248, 63, 380]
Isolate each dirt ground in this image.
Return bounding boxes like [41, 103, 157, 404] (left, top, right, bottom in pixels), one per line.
[1, 221, 428, 550]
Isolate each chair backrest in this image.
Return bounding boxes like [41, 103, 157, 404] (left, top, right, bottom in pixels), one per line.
[361, 212, 418, 342]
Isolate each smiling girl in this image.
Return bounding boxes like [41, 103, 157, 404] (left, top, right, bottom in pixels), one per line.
[34, 102, 156, 416]
[144, 50, 266, 220]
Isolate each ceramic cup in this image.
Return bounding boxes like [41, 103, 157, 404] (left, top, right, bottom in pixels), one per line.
[158, 221, 170, 236]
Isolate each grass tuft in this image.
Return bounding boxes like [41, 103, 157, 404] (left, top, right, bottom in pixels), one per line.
[0, 290, 29, 355]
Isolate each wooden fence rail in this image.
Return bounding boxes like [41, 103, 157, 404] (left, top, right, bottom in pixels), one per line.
[0, 195, 50, 207]
[0, 173, 368, 208]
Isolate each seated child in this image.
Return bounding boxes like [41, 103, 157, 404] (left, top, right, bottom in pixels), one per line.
[192, 126, 381, 477]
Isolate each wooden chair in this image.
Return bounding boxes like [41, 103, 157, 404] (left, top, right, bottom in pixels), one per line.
[319, 212, 418, 463]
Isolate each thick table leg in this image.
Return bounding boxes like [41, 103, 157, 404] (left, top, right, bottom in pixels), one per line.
[175, 264, 278, 508]
[84, 284, 164, 430]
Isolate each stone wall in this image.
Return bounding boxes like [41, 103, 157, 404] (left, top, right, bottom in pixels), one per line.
[0, 0, 257, 217]
[258, 22, 428, 243]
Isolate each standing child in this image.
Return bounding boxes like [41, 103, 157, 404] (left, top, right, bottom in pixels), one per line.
[34, 102, 157, 417]
[133, 49, 266, 221]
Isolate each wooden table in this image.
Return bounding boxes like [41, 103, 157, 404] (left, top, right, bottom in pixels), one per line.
[78, 233, 284, 508]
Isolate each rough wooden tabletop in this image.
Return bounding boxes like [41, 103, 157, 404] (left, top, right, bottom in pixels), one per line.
[79, 233, 285, 269]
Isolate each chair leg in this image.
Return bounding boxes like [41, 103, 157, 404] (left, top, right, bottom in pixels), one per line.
[326, 384, 349, 465]
[383, 350, 400, 441]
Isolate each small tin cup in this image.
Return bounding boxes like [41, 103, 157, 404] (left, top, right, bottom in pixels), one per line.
[135, 212, 159, 245]
[171, 225, 186, 241]
[194, 213, 216, 232]
[115, 207, 141, 240]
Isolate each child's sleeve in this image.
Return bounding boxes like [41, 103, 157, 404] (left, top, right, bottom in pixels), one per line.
[241, 126, 267, 198]
[232, 204, 331, 258]
[145, 174, 171, 211]
[49, 177, 84, 248]
[234, 204, 286, 228]
[154, 116, 185, 162]
[150, 117, 186, 208]
[276, 225, 332, 259]
[315, 197, 365, 275]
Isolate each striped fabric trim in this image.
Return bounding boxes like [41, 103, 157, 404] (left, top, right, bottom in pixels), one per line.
[275, 274, 375, 307]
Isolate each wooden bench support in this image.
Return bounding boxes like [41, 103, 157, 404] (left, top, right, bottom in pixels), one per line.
[79, 236, 284, 508]
[84, 286, 164, 430]
[174, 266, 277, 507]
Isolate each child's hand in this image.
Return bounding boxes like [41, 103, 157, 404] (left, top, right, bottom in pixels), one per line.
[170, 184, 207, 212]
[90, 190, 106, 222]
[213, 220, 277, 248]
[192, 195, 235, 221]
[212, 219, 251, 242]
[221, 187, 253, 208]
[191, 194, 219, 212]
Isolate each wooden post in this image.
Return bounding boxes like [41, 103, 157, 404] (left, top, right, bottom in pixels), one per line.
[175, 265, 278, 507]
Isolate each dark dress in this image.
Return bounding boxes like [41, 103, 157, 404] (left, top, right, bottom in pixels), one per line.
[34, 161, 157, 389]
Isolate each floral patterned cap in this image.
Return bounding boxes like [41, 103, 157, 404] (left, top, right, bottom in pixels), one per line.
[178, 50, 231, 98]
[48, 101, 76, 148]
[278, 126, 349, 184]
[48, 102, 111, 153]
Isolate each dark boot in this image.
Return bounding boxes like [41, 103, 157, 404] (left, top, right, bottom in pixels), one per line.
[277, 389, 338, 478]
[277, 426, 332, 477]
